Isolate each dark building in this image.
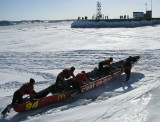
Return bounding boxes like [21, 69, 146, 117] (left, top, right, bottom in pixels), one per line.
[146, 10, 152, 18]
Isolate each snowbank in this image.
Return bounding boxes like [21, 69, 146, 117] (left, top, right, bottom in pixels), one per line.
[71, 19, 160, 28]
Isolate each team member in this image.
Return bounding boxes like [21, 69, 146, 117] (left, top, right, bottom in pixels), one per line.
[12, 78, 36, 105]
[123, 57, 132, 83]
[72, 71, 90, 92]
[55, 66, 75, 92]
[1, 78, 37, 115]
[98, 57, 113, 71]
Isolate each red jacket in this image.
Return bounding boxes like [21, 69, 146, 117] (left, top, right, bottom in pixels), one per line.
[58, 68, 75, 82]
[18, 83, 34, 98]
[74, 73, 90, 84]
[123, 60, 132, 70]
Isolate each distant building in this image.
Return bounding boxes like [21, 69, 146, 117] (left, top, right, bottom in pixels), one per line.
[146, 10, 152, 18]
[133, 11, 152, 19]
[133, 12, 144, 19]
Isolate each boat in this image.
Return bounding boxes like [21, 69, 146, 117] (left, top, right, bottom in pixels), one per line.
[5, 56, 140, 113]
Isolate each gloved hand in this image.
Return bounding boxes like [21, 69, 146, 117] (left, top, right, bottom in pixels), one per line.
[110, 70, 113, 74]
[33, 90, 37, 98]
[30, 98, 37, 102]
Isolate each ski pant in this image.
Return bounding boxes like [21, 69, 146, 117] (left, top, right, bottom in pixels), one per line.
[55, 77, 64, 92]
[124, 69, 131, 82]
[55, 77, 70, 92]
[98, 62, 104, 71]
[12, 90, 23, 105]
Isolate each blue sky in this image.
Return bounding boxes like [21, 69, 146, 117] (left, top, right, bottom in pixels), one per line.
[0, 0, 159, 21]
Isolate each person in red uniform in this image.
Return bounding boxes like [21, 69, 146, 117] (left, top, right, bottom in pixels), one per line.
[98, 57, 113, 71]
[122, 56, 132, 83]
[72, 71, 90, 91]
[55, 66, 75, 91]
[11, 78, 36, 105]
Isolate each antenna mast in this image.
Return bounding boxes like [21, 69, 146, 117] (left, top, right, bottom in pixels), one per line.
[96, 1, 102, 20]
[145, 3, 147, 11]
[151, 0, 152, 18]
[151, 0, 152, 11]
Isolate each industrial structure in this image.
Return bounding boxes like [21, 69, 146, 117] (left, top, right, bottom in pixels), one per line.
[77, 0, 155, 21]
[133, 0, 152, 19]
[72, 0, 160, 28]
[95, 1, 103, 20]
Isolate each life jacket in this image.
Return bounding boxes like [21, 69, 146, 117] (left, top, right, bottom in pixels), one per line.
[18, 83, 34, 98]
[102, 59, 110, 62]
[58, 68, 75, 79]
[75, 73, 90, 84]
[63, 69, 70, 78]
[101, 59, 112, 68]
[123, 60, 131, 70]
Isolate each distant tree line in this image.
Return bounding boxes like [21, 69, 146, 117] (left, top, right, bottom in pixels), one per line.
[0, 20, 76, 26]
[0, 21, 14, 26]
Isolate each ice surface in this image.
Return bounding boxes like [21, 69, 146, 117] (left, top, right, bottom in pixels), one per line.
[0, 21, 160, 122]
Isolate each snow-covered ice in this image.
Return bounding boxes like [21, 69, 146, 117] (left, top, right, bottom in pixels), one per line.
[0, 21, 160, 122]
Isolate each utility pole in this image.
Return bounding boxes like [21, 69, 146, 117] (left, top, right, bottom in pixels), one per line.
[145, 3, 147, 11]
[151, 0, 152, 18]
[151, 0, 152, 11]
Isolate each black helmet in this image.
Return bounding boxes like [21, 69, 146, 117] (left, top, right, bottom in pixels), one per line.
[30, 78, 35, 84]
[129, 56, 132, 59]
[127, 56, 132, 61]
[70, 66, 75, 71]
[81, 71, 86, 74]
[110, 57, 113, 61]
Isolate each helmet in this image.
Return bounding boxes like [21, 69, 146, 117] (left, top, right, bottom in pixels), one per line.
[127, 56, 132, 62]
[129, 56, 132, 59]
[110, 57, 113, 61]
[70, 66, 75, 71]
[81, 71, 86, 74]
[30, 78, 35, 84]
